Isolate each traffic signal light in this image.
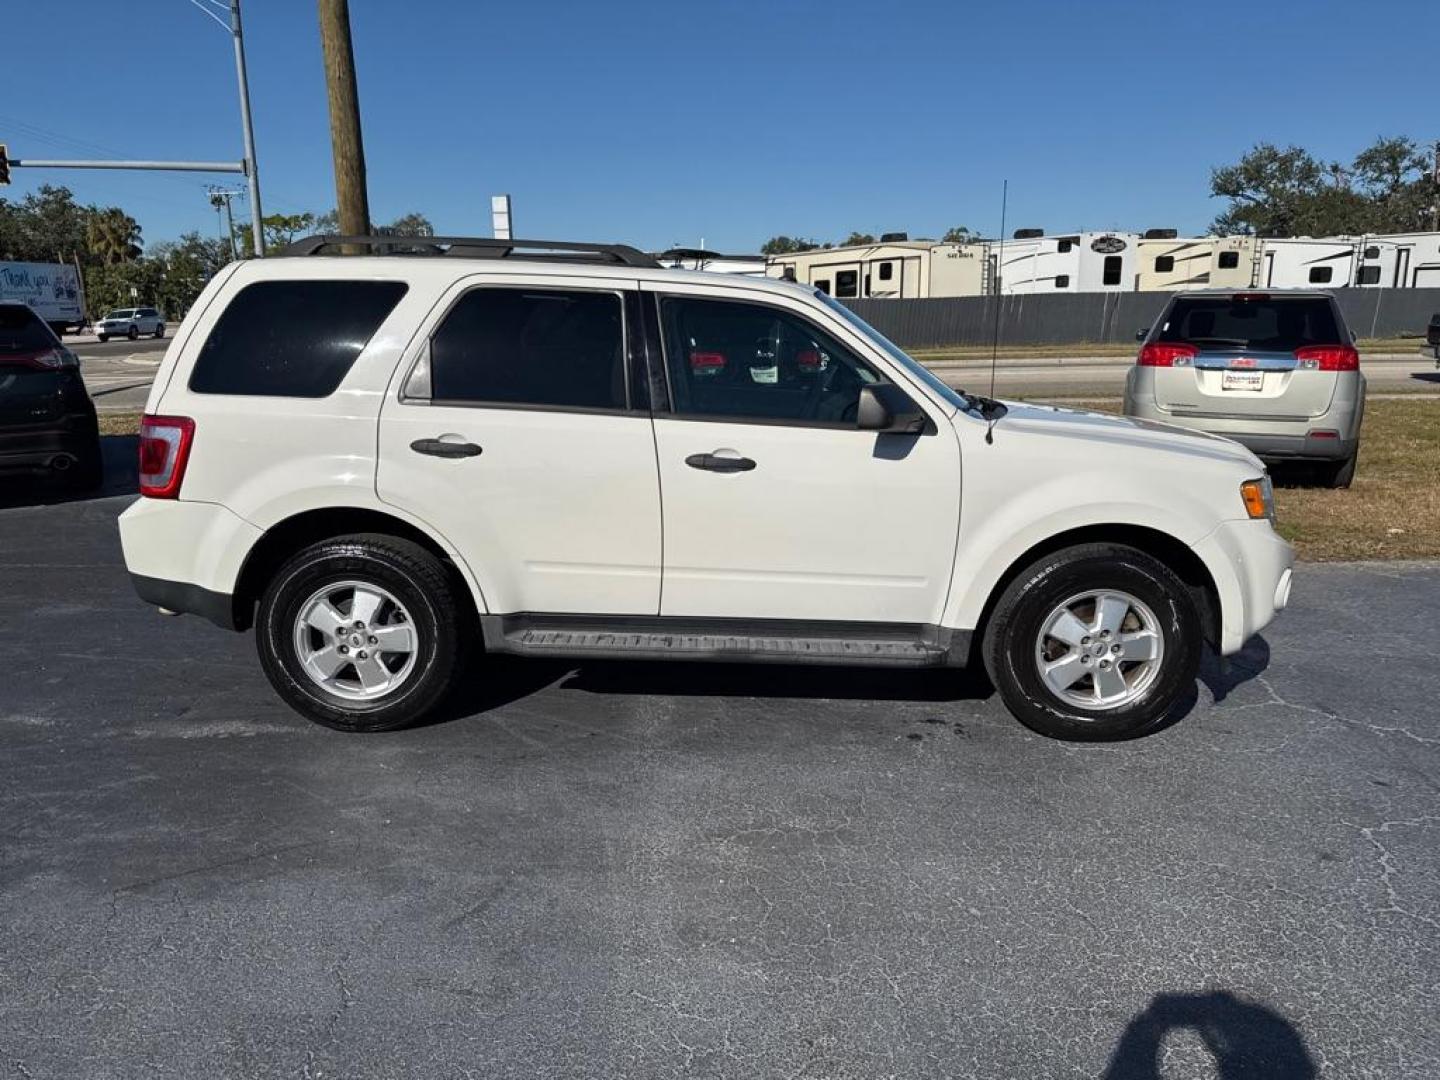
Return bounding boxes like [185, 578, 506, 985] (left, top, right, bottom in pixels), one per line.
[0, 144, 9, 185]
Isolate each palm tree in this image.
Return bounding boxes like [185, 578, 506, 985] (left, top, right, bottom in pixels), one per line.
[86, 210, 142, 265]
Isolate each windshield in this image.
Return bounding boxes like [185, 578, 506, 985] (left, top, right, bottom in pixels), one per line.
[815, 291, 967, 413]
[106, 309, 136, 319]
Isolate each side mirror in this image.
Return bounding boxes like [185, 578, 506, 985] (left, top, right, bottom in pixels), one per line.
[857, 384, 927, 433]
[1135, 327, 1149, 341]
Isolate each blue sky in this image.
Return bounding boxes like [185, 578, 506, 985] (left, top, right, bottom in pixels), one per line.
[6, 0, 1437, 253]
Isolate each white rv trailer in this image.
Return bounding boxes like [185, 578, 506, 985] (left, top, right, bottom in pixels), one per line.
[1254, 238, 1359, 289]
[1134, 236, 1259, 290]
[993, 232, 1138, 294]
[1356, 232, 1440, 288]
[766, 241, 986, 299]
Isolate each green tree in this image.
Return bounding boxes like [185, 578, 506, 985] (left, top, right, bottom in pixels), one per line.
[842, 232, 876, 246]
[377, 212, 435, 238]
[0, 185, 94, 263]
[942, 225, 980, 244]
[760, 235, 825, 256]
[85, 208, 143, 265]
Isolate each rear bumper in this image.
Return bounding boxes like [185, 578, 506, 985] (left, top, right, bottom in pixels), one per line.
[130, 573, 237, 630]
[1190, 519, 1296, 655]
[1125, 370, 1364, 462]
[0, 421, 99, 477]
[118, 497, 262, 629]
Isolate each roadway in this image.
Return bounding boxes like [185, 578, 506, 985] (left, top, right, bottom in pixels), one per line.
[67, 335, 1440, 413]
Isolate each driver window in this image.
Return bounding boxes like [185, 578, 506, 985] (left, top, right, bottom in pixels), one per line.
[660, 296, 881, 424]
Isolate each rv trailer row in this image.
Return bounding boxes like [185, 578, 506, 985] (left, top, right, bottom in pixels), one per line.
[757, 230, 1440, 298]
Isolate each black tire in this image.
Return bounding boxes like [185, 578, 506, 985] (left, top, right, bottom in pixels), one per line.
[126, 324, 139, 340]
[154, 323, 165, 339]
[97, 334, 108, 343]
[982, 543, 1203, 741]
[1319, 449, 1358, 489]
[255, 534, 462, 732]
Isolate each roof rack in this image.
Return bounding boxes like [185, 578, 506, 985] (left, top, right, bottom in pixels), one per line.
[277, 234, 660, 268]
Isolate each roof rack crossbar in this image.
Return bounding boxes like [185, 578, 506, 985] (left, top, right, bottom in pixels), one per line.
[278, 234, 660, 268]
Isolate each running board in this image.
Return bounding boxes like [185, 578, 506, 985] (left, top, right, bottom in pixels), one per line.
[480, 614, 969, 668]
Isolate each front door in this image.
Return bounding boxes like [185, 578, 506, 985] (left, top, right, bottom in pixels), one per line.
[646, 286, 961, 625]
[377, 276, 661, 615]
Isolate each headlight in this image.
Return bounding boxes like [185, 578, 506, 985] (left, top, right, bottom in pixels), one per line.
[1240, 476, 1275, 522]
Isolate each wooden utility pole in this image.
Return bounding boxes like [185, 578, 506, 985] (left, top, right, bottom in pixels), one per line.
[317, 0, 370, 239]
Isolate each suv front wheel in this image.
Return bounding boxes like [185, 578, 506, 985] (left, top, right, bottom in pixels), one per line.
[256, 534, 462, 732]
[982, 544, 1202, 740]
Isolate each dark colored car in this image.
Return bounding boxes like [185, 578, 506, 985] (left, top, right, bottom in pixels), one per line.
[0, 302, 103, 490]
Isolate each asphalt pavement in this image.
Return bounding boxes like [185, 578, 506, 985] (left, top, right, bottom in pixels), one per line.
[2, 475, 1437, 1077]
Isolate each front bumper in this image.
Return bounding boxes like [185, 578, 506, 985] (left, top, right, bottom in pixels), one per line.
[1190, 518, 1296, 655]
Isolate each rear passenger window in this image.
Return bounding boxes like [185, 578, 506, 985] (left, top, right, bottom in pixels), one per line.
[428, 288, 626, 410]
[189, 280, 406, 397]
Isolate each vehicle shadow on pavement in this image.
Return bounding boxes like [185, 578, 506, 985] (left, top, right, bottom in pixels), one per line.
[1198, 635, 1271, 705]
[1103, 990, 1316, 1079]
[0, 434, 137, 511]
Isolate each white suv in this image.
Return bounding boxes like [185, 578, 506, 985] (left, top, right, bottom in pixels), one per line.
[119, 235, 1294, 740]
[96, 307, 165, 342]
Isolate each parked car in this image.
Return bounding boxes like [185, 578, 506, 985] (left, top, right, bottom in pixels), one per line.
[118, 235, 1293, 741]
[1125, 290, 1365, 487]
[96, 306, 165, 342]
[0, 302, 103, 490]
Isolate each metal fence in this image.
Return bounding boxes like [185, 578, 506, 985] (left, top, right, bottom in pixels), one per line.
[843, 288, 1440, 349]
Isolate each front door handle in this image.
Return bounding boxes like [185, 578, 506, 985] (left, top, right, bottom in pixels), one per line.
[411, 436, 483, 459]
[685, 451, 756, 473]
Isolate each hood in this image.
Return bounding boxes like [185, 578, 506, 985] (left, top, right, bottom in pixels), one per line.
[993, 400, 1265, 471]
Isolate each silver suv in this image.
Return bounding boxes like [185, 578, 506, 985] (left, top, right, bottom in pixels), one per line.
[1125, 290, 1365, 487]
[96, 307, 165, 342]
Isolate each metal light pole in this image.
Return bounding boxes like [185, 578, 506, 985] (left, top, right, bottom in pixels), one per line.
[228, 0, 264, 256]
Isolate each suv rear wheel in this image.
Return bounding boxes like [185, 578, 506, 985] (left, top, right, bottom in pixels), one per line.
[256, 534, 462, 732]
[982, 544, 1202, 740]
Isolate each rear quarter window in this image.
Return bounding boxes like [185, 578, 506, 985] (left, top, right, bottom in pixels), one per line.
[0, 306, 56, 353]
[1156, 296, 1344, 351]
[188, 280, 407, 397]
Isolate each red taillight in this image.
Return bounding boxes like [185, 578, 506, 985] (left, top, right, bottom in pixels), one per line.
[1138, 342, 1198, 367]
[1294, 345, 1359, 372]
[690, 351, 726, 373]
[137, 414, 195, 499]
[3, 347, 78, 370]
[1231, 293, 1270, 303]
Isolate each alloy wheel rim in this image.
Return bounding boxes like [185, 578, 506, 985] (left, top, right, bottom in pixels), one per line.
[292, 580, 418, 702]
[1034, 589, 1164, 712]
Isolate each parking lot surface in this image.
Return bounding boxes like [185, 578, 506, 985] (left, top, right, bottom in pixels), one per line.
[2, 489, 1438, 1078]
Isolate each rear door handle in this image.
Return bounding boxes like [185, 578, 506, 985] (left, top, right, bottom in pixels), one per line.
[411, 436, 483, 459]
[685, 452, 756, 473]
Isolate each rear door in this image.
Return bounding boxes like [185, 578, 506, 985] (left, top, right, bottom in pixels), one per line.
[376, 275, 662, 616]
[1150, 294, 1348, 420]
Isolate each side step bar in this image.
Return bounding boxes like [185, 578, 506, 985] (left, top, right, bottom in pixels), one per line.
[480, 614, 970, 668]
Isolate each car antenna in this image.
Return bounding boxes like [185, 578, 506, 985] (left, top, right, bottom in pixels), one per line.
[985, 179, 1008, 445]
